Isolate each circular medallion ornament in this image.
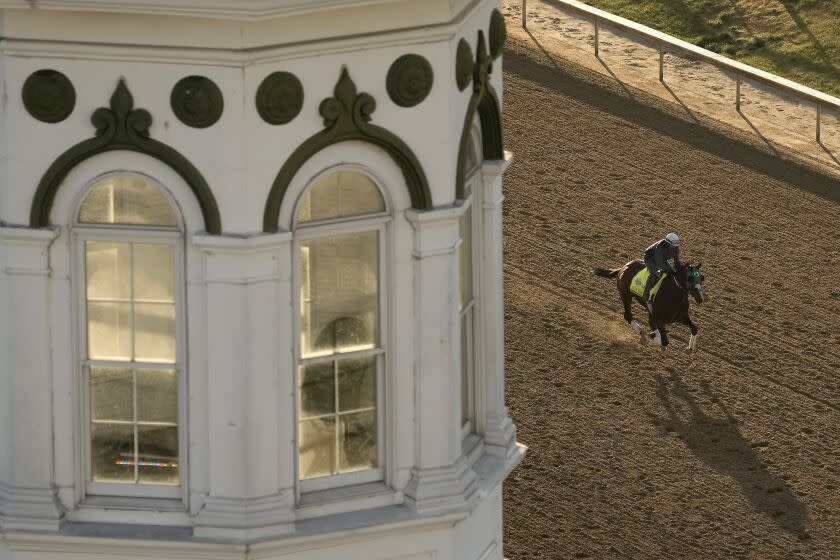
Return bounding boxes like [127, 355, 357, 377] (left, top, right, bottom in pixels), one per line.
[256, 72, 304, 125]
[489, 9, 507, 59]
[22, 69, 76, 123]
[456, 39, 474, 92]
[386, 54, 434, 108]
[170, 76, 223, 128]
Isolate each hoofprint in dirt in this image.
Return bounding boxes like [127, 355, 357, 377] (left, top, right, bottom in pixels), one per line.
[502, 0, 840, 174]
[500, 30, 840, 560]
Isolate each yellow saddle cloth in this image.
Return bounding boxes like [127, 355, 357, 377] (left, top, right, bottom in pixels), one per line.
[630, 268, 667, 302]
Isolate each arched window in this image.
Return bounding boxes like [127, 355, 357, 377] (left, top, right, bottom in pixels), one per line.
[459, 126, 482, 437]
[294, 168, 388, 492]
[75, 173, 184, 499]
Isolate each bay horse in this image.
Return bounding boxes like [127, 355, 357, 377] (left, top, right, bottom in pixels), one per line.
[593, 261, 706, 349]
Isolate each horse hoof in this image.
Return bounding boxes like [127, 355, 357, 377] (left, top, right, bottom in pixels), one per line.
[689, 332, 700, 351]
[630, 320, 642, 335]
[651, 330, 663, 346]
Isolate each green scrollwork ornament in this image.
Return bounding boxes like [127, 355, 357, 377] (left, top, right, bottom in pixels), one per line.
[263, 67, 432, 232]
[30, 79, 221, 233]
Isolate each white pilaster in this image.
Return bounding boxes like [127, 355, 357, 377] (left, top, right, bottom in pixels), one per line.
[191, 233, 295, 540]
[402, 207, 477, 513]
[0, 226, 64, 532]
[480, 153, 517, 459]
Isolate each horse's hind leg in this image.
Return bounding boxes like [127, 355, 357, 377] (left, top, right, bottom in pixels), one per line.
[680, 314, 700, 350]
[622, 293, 642, 335]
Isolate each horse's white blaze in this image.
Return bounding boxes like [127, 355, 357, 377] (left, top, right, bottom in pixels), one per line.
[630, 320, 642, 334]
[652, 329, 662, 346]
[689, 331, 700, 350]
[697, 285, 706, 303]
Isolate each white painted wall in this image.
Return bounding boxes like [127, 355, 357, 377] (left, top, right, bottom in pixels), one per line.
[0, 0, 522, 557]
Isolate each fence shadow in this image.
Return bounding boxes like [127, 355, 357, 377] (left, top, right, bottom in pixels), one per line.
[651, 373, 811, 540]
[504, 37, 840, 205]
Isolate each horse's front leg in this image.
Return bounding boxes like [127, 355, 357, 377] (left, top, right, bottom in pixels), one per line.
[647, 313, 666, 347]
[680, 314, 700, 350]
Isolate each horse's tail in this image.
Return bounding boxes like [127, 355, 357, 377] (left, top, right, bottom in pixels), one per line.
[593, 267, 620, 279]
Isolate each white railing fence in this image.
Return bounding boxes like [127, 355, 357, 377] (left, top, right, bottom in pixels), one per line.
[521, 0, 840, 143]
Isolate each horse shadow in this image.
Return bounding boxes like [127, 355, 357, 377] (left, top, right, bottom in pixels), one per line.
[651, 373, 810, 540]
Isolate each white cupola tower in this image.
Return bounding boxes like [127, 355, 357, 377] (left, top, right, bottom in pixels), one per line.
[0, 1, 522, 558]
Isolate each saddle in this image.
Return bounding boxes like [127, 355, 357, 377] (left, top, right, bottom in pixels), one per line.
[630, 268, 667, 302]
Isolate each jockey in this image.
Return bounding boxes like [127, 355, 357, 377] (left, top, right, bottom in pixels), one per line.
[642, 233, 682, 309]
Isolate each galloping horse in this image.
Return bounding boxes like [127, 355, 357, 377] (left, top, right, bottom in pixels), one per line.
[593, 261, 706, 349]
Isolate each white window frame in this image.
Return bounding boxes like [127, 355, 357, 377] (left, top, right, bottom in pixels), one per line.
[71, 173, 188, 503]
[460, 125, 483, 441]
[291, 166, 391, 498]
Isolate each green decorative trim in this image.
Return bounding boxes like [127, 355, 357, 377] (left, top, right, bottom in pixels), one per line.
[386, 54, 434, 108]
[455, 39, 474, 92]
[489, 9, 507, 59]
[30, 79, 222, 234]
[455, 31, 504, 199]
[170, 76, 223, 128]
[263, 68, 432, 232]
[256, 71, 304, 125]
[22, 70, 76, 123]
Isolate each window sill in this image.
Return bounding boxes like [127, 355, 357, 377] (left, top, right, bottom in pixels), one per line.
[65, 496, 190, 526]
[296, 482, 400, 521]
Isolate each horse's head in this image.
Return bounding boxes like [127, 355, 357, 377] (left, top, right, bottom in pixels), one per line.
[680, 262, 705, 304]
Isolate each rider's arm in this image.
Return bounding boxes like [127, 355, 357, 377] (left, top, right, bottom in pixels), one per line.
[673, 246, 682, 270]
[654, 243, 670, 273]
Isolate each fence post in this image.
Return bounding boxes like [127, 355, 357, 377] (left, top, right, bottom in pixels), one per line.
[816, 103, 822, 143]
[522, 0, 527, 29]
[659, 44, 664, 82]
[736, 72, 741, 113]
[594, 16, 599, 57]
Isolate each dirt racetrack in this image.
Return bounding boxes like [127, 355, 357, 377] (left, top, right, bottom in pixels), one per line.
[500, 32, 840, 560]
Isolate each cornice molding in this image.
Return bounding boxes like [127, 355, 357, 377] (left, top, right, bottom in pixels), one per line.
[0, 0, 408, 21]
[0, 0, 484, 66]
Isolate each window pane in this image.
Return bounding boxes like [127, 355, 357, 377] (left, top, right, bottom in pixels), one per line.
[299, 362, 335, 419]
[137, 425, 179, 485]
[78, 176, 177, 226]
[462, 131, 479, 179]
[86, 242, 131, 301]
[459, 208, 473, 308]
[338, 410, 377, 473]
[337, 357, 376, 412]
[136, 369, 177, 424]
[301, 231, 379, 356]
[88, 302, 132, 361]
[91, 423, 135, 483]
[297, 171, 384, 224]
[133, 244, 174, 302]
[338, 172, 385, 217]
[134, 303, 176, 363]
[298, 173, 339, 223]
[90, 367, 133, 422]
[300, 417, 336, 479]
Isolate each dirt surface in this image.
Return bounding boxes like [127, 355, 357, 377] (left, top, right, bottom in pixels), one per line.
[500, 29, 840, 560]
[502, 0, 840, 173]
